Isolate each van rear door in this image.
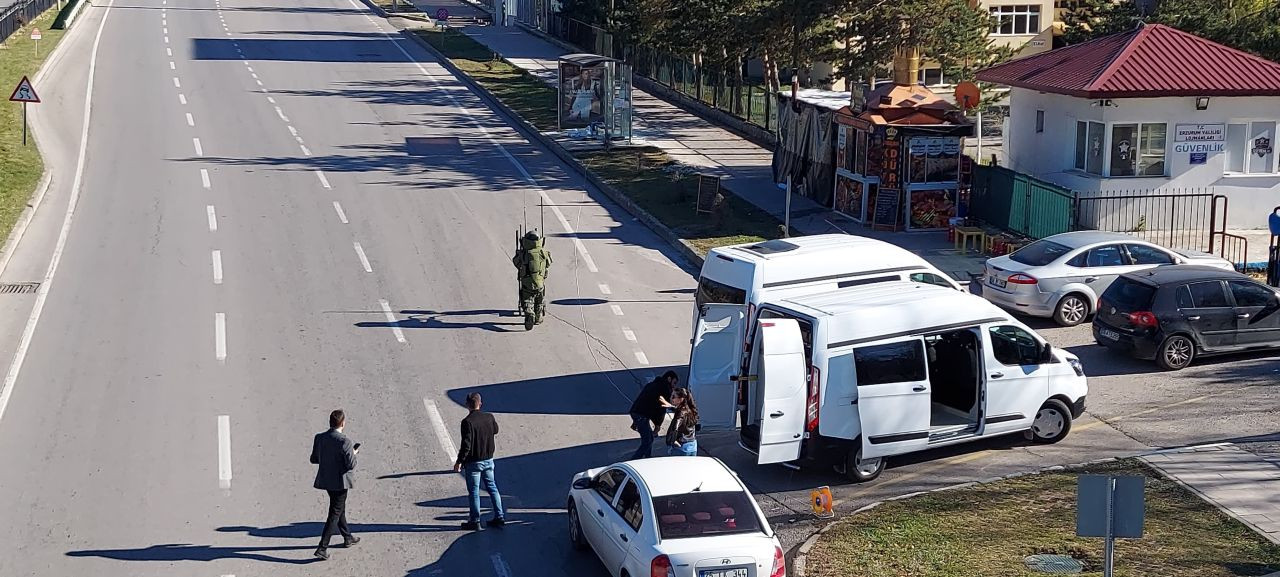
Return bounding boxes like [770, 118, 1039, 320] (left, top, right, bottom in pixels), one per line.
[755, 319, 808, 464]
[689, 303, 746, 430]
[855, 336, 932, 459]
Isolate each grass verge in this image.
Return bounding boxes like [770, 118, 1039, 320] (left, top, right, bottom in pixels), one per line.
[412, 26, 783, 254]
[1, 6, 67, 246]
[805, 459, 1280, 577]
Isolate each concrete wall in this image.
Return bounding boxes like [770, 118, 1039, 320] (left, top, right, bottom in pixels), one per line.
[1004, 89, 1280, 229]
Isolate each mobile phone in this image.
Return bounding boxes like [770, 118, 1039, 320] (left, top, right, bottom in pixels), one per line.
[353, 443, 362, 451]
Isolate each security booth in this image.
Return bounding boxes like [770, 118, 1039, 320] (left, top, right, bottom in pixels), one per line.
[832, 80, 974, 231]
[557, 53, 633, 143]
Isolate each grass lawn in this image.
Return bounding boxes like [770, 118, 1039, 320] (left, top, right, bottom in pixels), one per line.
[1, 6, 66, 246]
[805, 459, 1280, 577]
[412, 27, 785, 254]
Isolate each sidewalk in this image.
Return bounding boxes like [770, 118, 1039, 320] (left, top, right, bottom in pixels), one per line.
[1143, 444, 1280, 545]
[420, 17, 988, 279]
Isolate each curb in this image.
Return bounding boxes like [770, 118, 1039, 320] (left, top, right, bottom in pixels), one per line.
[385, 22, 705, 271]
[792, 442, 1239, 577]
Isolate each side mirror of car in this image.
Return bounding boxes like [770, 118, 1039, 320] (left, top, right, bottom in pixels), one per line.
[1040, 342, 1054, 363]
[572, 477, 593, 490]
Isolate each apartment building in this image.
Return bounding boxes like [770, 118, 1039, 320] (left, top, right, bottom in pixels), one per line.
[918, 0, 1057, 86]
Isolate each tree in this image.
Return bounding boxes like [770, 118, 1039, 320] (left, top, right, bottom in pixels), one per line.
[1060, 0, 1280, 63]
[1059, 0, 1143, 46]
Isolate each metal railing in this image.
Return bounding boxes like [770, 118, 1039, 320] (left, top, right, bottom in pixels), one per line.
[1, 0, 57, 44]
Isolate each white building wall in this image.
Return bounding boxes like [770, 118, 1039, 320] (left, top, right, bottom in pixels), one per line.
[1004, 88, 1280, 229]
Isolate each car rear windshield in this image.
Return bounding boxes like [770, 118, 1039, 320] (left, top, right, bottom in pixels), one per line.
[652, 490, 763, 539]
[695, 277, 747, 309]
[1103, 278, 1157, 310]
[1009, 239, 1072, 266]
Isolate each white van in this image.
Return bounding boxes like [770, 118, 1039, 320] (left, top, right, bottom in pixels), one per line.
[691, 282, 1087, 482]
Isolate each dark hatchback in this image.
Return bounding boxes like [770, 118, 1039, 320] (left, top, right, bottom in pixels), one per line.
[1093, 265, 1280, 370]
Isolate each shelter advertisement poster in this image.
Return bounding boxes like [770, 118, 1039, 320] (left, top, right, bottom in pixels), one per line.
[559, 63, 604, 129]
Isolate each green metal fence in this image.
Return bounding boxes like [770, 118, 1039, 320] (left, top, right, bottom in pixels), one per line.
[970, 164, 1075, 239]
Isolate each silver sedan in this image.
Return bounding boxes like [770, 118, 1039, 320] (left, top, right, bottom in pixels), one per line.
[981, 231, 1235, 326]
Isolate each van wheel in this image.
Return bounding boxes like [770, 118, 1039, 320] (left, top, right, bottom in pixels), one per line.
[567, 501, 587, 551]
[1156, 335, 1195, 371]
[1053, 294, 1090, 326]
[1030, 399, 1072, 444]
[842, 445, 885, 482]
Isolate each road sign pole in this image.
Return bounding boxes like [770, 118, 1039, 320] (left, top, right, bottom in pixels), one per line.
[976, 109, 983, 165]
[1103, 476, 1115, 577]
[22, 102, 27, 146]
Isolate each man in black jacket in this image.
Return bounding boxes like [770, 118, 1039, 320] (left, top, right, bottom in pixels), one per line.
[628, 370, 678, 459]
[310, 410, 360, 560]
[452, 393, 505, 530]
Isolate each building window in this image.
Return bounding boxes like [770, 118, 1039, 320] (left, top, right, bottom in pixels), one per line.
[990, 5, 1042, 35]
[1075, 121, 1105, 175]
[1225, 121, 1277, 174]
[918, 67, 944, 86]
[1035, 110, 1044, 133]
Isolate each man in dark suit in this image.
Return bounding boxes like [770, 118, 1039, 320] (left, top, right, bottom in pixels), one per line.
[311, 409, 360, 560]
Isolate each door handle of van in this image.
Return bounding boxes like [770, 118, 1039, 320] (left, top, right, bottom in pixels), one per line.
[619, 534, 629, 543]
[1237, 313, 1251, 319]
[912, 385, 926, 392]
[770, 411, 784, 418]
[990, 372, 1004, 379]
[1185, 315, 1201, 321]
[596, 509, 604, 518]
[1085, 276, 1098, 282]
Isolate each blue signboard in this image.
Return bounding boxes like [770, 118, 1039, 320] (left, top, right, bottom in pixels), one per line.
[1190, 152, 1207, 165]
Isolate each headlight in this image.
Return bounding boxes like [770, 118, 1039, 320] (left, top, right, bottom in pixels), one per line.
[1068, 357, 1085, 377]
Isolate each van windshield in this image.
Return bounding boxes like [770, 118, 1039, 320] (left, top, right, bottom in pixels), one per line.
[695, 277, 747, 310]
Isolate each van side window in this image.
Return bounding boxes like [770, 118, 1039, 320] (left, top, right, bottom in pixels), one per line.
[852, 340, 926, 386]
[909, 272, 957, 289]
[757, 309, 814, 365]
[695, 277, 747, 309]
[988, 325, 1042, 366]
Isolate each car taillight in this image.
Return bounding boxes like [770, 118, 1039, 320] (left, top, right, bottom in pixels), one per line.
[805, 365, 820, 432]
[1127, 311, 1159, 328]
[770, 545, 786, 577]
[651, 554, 675, 577]
[1007, 273, 1038, 285]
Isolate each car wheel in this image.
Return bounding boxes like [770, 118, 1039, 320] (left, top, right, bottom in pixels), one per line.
[1030, 399, 1073, 444]
[1156, 335, 1195, 371]
[842, 445, 885, 482]
[1053, 294, 1090, 327]
[567, 501, 588, 551]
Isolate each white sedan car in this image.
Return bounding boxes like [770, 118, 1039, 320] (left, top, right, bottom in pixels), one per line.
[567, 456, 785, 577]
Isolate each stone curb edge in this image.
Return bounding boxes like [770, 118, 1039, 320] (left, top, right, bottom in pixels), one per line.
[356, 2, 706, 272]
[792, 442, 1240, 577]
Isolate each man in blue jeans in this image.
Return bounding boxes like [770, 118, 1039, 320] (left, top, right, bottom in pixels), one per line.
[628, 371, 678, 459]
[453, 393, 505, 530]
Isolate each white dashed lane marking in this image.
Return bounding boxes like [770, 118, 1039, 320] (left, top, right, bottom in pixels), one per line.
[598, 284, 612, 295]
[217, 415, 232, 489]
[200, 169, 211, 189]
[186, 112, 194, 126]
[332, 201, 348, 224]
[634, 351, 650, 365]
[207, 205, 218, 231]
[314, 170, 331, 189]
[378, 300, 408, 344]
[610, 305, 624, 316]
[211, 250, 223, 284]
[621, 327, 637, 342]
[352, 242, 373, 273]
[214, 312, 227, 361]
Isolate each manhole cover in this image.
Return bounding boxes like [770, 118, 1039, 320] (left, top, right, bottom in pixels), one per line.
[0, 282, 39, 295]
[1024, 554, 1084, 574]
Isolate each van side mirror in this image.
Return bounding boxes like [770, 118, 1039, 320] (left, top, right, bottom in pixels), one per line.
[1040, 342, 1054, 363]
[572, 477, 593, 490]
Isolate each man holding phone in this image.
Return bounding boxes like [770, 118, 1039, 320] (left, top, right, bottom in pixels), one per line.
[310, 409, 360, 560]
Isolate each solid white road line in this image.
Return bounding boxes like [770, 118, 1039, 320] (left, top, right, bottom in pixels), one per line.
[598, 284, 612, 295]
[353, 242, 373, 273]
[217, 415, 232, 489]
[201, 169, 211, 189]
[378, 300, 407, 344]
[621, 327, 637, 342]
[178, 93, 187, 105]
[423, 398, 458, 460]
[215, 313, 227, 361]
[186, 112, 194, 126]
[314, 170, 331, 189]
[207, 205, 218, 231]
[211, 250, 223, 284]
[332, 201, 348, 224]
[0, 0, 116, 427]
[610, 304, 624, 316]
[172, 76, 180, 87]
[193, 137, 203, 156]
[491, 554, 513, 577]
[300, 144, 312, 156]
[634, 351, 650, 365]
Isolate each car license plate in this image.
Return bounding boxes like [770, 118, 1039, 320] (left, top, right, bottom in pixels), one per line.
[1099, 328, 1121, 341]
[988, 275, 1007, 288]
[700, 568, 749, 577]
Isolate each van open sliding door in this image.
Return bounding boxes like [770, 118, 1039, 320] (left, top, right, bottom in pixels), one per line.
[755, 319, 808, 464]
[688, 304, 746, 430]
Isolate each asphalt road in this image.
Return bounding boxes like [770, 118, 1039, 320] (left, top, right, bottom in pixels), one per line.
[0, 0, 1275, 575]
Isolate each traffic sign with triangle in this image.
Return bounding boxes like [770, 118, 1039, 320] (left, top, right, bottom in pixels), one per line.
[9, 76, 40, 103]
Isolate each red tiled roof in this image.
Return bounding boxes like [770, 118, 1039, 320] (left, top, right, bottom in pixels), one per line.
[976, 23, 1280, 98]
